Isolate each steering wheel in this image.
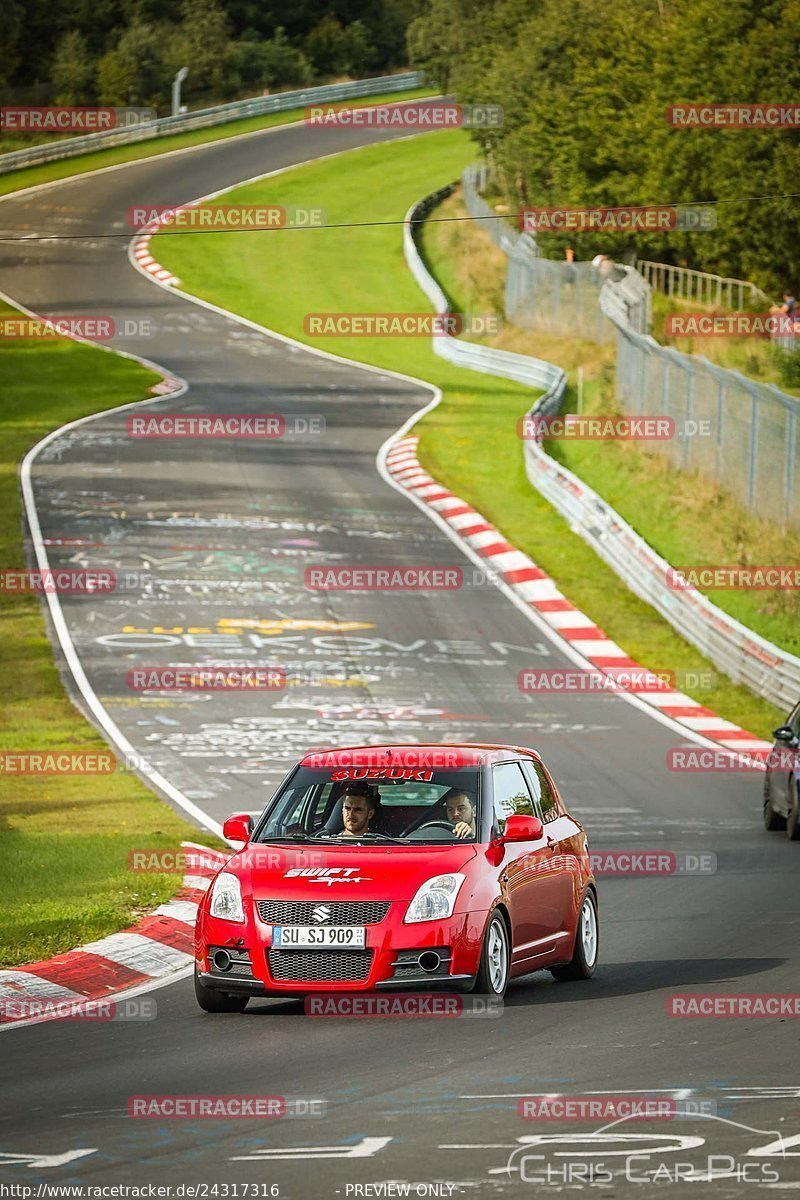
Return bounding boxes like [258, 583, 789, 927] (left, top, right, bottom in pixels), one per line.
[413, 820, 457, 833]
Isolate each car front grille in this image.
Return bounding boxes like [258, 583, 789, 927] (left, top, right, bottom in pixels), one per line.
[267, 948, 374, 983]
[256, 900, 390, 926]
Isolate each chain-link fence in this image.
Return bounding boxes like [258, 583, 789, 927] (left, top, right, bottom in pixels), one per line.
[462, 166, 646, 342]
[611, 319, 800, 527]
[463, 166, 800, 530]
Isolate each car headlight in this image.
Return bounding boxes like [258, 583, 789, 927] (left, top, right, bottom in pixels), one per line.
[209, 871, 245, 923]
[404, 873, 465, 923]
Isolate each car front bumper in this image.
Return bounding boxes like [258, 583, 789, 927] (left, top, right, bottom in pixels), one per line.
[196, 903, 485, 995]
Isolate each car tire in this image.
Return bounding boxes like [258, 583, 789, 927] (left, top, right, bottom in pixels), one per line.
[473, 911, 510, 997]
[786, 781, 800, 841]
[763, 774, 786, 831]
[551, 891, 599, 982]
[194, 966, 249, 1013]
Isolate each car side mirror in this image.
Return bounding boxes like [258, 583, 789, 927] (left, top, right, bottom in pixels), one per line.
[223, 813, 253, 843]
[501, 814, 544, 842]
[773, 726, 797, 744]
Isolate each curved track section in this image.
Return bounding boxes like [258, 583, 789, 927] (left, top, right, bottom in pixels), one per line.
[0, 119, 798, 1196]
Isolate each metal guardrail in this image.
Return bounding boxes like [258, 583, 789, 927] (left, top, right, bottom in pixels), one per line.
[405, 182, 800, 710]
[525, 448, 800, 710]
[405, 187, 566, 411]
[0, 72, 425, 176]
[636, 259, 770, 309]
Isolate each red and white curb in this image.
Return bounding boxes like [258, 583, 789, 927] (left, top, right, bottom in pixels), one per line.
[385, 435, 772, 760]
[132, 222, 180, 287]
[0, 843, 227, 1026]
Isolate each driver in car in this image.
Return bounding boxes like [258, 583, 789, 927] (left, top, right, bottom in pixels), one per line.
[340, 786, 376, 838]
[445, 790, 476, 839]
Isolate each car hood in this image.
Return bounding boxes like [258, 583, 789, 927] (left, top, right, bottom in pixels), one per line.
[230, 841, 479, 902]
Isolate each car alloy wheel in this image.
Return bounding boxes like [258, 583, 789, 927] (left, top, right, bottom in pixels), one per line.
[551, 891, 599, 981]
[474, 912, 510, 997]
[579, 895, 598, 969]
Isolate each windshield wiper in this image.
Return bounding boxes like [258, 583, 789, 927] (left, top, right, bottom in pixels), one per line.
[257, 833, 314, 843]
[354, 833, 409, 844]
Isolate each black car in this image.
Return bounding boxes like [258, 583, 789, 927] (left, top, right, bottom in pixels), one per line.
[763, 701, 800, 839]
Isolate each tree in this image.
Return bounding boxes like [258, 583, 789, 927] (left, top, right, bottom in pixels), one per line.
[304, 15, 351, 76]
[52, 31, 94, 104]
[178, 0, 230, 95]
[261, 28, 313, 88]
[0, 0, 24, 94]
[96, 22, 170, 107]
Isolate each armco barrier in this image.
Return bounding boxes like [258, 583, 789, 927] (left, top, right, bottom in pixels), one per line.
[0, 72, 424, 175]
[404, 185, 800, 711]
[405, 186, 566, 411]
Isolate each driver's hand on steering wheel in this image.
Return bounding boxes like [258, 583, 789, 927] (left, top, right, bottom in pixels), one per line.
[453, 821, 473, 839]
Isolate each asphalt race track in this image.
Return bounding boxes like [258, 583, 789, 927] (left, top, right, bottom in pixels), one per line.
[1, 118, 799, 1197]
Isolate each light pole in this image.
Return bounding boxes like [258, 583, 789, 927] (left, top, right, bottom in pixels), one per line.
[172, 67, 189, 118]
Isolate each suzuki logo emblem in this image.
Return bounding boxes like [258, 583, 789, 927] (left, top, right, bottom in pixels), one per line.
[312, 905, 331, 923]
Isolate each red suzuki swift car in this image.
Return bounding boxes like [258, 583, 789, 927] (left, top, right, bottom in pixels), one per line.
[194, 743, 598, 1011]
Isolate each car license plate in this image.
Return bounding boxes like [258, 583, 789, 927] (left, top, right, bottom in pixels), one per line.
[273, 925, 366, 948]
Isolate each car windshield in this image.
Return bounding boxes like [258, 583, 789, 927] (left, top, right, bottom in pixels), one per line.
[254, 766, 481, 845]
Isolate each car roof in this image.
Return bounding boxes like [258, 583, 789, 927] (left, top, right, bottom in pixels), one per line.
[298, 742, 542, 767]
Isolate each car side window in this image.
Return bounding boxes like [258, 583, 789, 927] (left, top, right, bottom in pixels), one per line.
[492, 762, 535, 834]
[526, 759, 560, 824]
[790, 705, 800, 737]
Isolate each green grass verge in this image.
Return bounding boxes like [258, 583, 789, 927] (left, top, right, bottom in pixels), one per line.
[0, 88, 435, 199]
[152, 133, 784, 738]
[0, 309, 225, 967]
